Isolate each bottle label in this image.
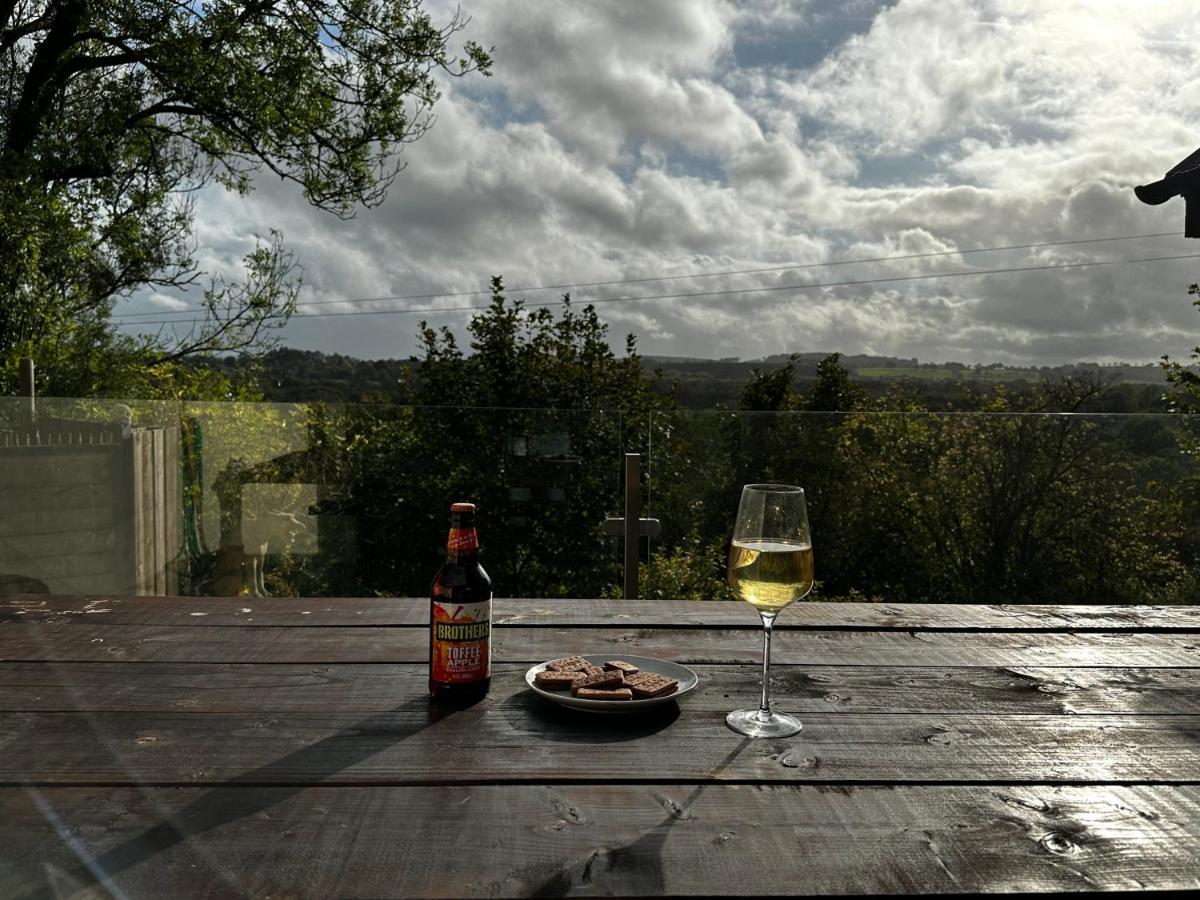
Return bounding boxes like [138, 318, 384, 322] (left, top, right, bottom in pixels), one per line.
[447, 527, 479, 553]
[431, 600, 491, 683]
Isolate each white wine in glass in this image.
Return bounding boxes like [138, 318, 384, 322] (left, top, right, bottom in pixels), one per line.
[726, 484, 812, 737]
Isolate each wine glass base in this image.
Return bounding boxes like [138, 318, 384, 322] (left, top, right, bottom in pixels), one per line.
[726, 708, 802, 738]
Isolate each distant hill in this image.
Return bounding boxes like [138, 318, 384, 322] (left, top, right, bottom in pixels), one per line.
[643, 353, 1166, 409]
[191, 348, 1169, 411]
[194, 349, 416, 402]
[774, 353, 1166, 386]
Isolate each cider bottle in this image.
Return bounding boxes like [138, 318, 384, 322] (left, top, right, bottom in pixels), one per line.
[429, 502, 492, 705]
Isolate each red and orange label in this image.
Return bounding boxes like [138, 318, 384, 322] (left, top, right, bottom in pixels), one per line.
[447, 527, 479, 553]
[431, 600, 490, 683]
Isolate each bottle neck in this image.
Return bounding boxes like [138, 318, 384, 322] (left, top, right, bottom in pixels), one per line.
[446, 517, 480, 562]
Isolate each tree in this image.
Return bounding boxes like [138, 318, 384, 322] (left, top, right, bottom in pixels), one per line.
[646, 360, 1198, 605]
[1163, 283, 1200, 421]
[315, 278, 672, 598]
[803, 352, 867, 412]
[1161, 283, 1200, 578]
[815, 373, 1197, 604]
[1, 1, 490, 395]
[739, 355, 799, 412]
[645, 353, 866, 600]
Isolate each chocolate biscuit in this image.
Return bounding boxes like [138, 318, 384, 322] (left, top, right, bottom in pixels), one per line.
[546, 656, 590, 672]
[570, 669, 624, 694]
[534, 670, 576, 690]
[625, 671, 678, 698]
[604, 660, 640, 675]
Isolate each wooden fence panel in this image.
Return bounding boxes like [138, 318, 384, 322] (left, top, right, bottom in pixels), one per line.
[163, 427, 180, 595]
[153, 428, 166, 594]
[2, 420, 180, 597]
[0, 443, 130, 593]
[130, 431, 146, 595]
[127, 427, 181, 596]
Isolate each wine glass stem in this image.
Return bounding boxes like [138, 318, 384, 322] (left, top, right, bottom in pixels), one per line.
[758, 611, 777, 721]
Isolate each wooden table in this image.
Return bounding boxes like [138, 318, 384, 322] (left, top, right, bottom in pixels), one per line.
[2, 595, 1200, 897]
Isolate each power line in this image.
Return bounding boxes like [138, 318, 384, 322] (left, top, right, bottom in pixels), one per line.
[114, 250, 1200, 328]
[111, 230, 1182, 322]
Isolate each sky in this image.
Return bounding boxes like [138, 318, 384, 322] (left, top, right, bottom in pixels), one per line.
[120, 0, 1200, 366]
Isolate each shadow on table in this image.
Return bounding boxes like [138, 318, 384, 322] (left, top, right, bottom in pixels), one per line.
[18, 696, 448, 900]
[508, 690, 681, 742]
[529, 737, 754, 897]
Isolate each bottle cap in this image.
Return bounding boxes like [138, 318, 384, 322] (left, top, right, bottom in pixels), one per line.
[450, 502, 476, 513]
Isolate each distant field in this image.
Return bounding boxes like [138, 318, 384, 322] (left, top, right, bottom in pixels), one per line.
[853, 366, 1163, 384]
[853, 366, 1039, 382]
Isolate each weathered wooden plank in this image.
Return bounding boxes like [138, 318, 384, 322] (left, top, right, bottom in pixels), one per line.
[4, 595, 1199, 632]
[3, 622, 1200, 666]
[0, 448, 113, 489]
[3, 706, 1200, 785]
[132, 429, 153, 596]
[0, 529, 118, 559]
[22, 506, 115, 537]
[0, 482, 111, 510]
[3, 783, 1199, 898]
[152, 427, 167, 596]
[3, 662, 1200, 716]
[0, 556, 121, 587]
[0, 510, 39, 539]
[163, 426, 180, 596]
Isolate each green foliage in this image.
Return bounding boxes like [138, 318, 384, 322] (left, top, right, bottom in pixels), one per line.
[154, 341, 1200, 604]
[804, 352, 868, 412]
[831, 388, 1191, 603]
[740, 355, 800, 411]
[636, 529, 735, 603]
[256, 280, 673, 598]
[1163, 284, 1200, 424]
[1, 1, 489, 397]
[414, 277, 661, 432]
[650, 355, 1199, 605]
[1158, 283, 1200, 590]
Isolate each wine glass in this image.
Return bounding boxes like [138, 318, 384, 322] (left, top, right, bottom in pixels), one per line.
[725, 483, 813, 738]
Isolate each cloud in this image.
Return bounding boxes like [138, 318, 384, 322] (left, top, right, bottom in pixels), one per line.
[145, 293, 191, 311]
[118, 0, 1200, 368]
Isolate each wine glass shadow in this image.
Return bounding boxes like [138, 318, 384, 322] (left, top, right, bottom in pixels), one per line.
[14, 696, 452, 900]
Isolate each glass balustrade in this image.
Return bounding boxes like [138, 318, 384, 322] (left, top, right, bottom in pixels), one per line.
[0, 399, 622, 599]
[646, 409, 1200, 605]
[5, 397, 1198, 605]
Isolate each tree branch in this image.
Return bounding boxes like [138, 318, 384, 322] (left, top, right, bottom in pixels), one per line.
[0, 0, 17, 34]
[41, 160, 113, 182]
[0, 11, 52, 53]
[63, 50, 143, 74]
[124, 99, 200, 127]
[5, 0, 88, 157]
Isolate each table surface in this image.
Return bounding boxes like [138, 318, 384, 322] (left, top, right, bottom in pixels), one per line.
[2, 595, 1200, 898]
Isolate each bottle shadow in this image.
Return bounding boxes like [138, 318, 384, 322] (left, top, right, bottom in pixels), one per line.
[18, 696, 452, 900]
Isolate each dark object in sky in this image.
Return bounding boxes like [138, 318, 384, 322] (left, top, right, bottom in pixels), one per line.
[1134, 147, 1200, 237]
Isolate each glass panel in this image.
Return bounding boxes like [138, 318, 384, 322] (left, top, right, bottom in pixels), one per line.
[648, 410, 1200, 605]
[0, 400, 622, 598]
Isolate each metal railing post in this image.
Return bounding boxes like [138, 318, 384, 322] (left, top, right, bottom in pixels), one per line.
[623, 453, 639, 600]
[605, 453, 661, 600]
[19, 358, 35, 430]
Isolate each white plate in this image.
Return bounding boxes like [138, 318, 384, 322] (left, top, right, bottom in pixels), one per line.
[525, 654, 698, 713]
